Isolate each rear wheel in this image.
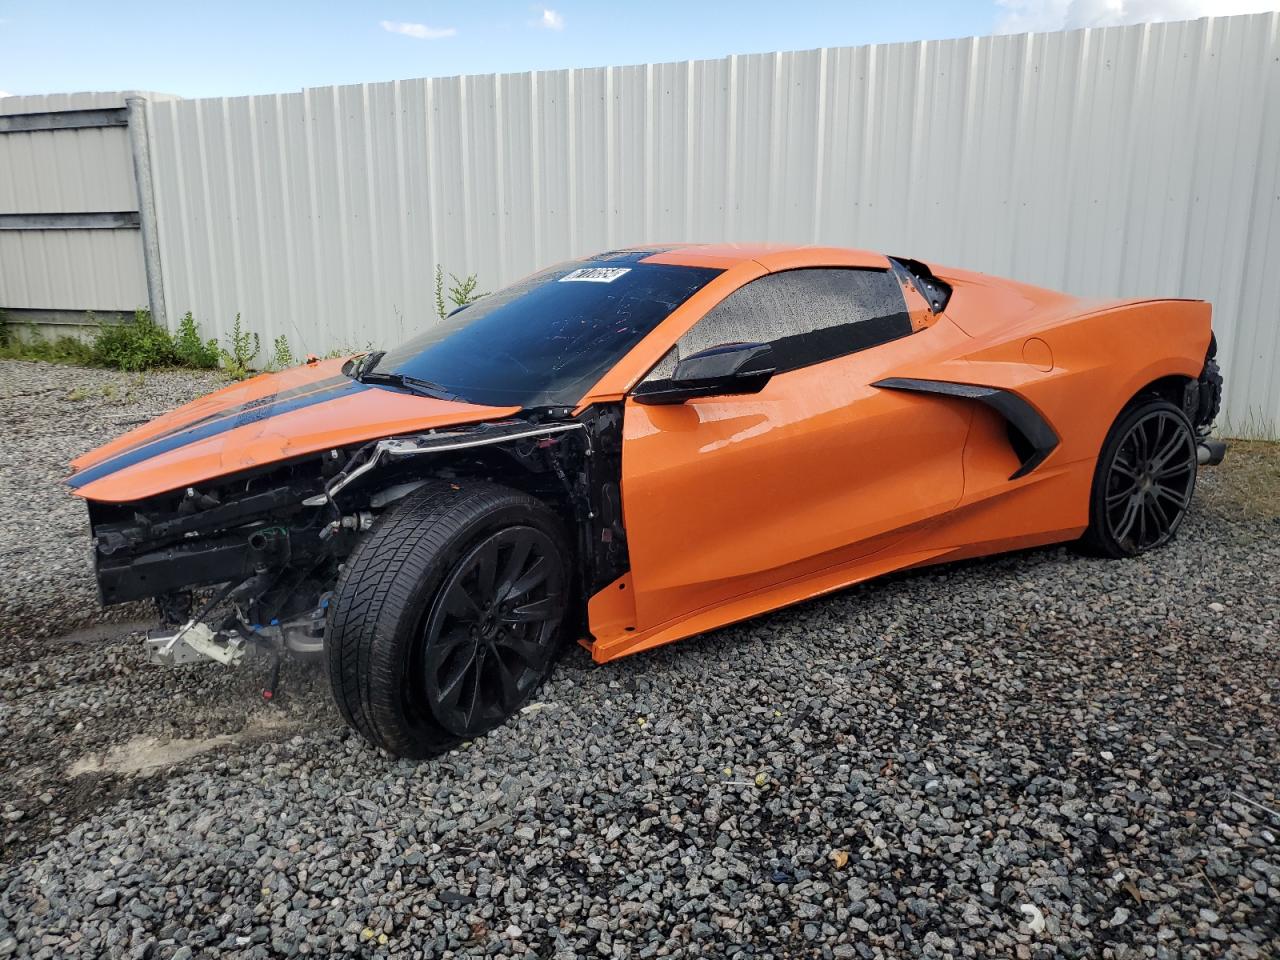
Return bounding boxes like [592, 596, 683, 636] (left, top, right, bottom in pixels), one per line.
[1082, 398, 1197, 558]
[325, 481, 570, 758]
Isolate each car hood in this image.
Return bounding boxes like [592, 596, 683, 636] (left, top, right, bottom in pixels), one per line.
[67, 357, 520, 503]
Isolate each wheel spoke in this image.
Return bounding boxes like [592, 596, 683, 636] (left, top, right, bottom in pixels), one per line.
[1153, 460, 1193, 480]
[1152, 480, 1187, 507]
[496, 536, 534, 601]
[489, 650, 523, 710]
[1106, 485, 1133, 506]
[508, 556, 549, 599]
[1112, 454, 1141, 481]
[473, 537, 500, 598]
[498, 632, 546, 667]
[435, 644, 478, 710]
[460, 664, 482, 729]
[1149, 430, 1185, 471]
[1148, 493, 1171, 531]
[1113, 496, 1141, 542]
[443, 580, 482, 622]
[1132, 421, 1151, 462]
[501, 595, 559, 623]
[1137, 498, 1149, 546]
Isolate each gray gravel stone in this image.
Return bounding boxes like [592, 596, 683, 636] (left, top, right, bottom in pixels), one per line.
[1, 358, 1278, 959]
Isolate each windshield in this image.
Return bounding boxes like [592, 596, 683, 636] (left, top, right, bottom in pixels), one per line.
[366, 260, 722, 408]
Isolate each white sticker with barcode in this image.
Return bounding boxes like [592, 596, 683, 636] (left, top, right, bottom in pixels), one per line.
[559, 267, 631, 283]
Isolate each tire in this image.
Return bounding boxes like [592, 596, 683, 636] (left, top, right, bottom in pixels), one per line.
[325, 480, 572, 758]
[1081, 397, 1198, 558]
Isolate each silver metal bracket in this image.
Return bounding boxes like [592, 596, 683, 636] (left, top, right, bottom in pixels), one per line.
[145, 622, 248, 666]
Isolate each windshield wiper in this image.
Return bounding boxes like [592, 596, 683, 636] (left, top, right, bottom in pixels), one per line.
[358, 371, 462, 402]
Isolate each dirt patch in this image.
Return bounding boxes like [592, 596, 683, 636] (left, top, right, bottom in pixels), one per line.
[68, 733, 237, 777]
[67, 712, 300, 778]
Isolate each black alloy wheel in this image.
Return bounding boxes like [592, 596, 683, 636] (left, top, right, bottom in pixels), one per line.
[326, 481, 571, 758]
[421, 526, 566, 738]
[1084, 398, 1197, 557]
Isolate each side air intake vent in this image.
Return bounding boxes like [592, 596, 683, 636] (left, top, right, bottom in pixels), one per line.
[873, 378, 1059, 479]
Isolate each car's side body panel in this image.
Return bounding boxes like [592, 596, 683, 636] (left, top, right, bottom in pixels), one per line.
[614, 316, 973, 640]
[584, 252, 1213, 663]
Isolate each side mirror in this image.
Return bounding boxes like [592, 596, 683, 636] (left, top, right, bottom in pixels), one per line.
[633, 342, 775, 406]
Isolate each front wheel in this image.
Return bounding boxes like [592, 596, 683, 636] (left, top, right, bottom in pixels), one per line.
[325, 481, 571, 758]
[1081, 398, 1198, 558]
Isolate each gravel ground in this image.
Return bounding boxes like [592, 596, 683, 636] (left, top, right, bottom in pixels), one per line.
[0, 361, 226, 655]
[1, 357, 1277, 959]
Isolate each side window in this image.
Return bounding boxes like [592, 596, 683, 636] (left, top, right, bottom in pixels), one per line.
[644, 268, 913, 382]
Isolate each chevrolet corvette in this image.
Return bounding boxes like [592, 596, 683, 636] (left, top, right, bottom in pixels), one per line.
[67, 244, 1225, 757]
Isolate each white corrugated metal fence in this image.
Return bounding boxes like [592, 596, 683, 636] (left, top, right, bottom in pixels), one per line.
[0, 93, 152, 322]
[2, 14, 1278, 434]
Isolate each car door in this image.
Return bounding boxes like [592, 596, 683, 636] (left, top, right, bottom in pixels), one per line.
[619, 265, 973, 635]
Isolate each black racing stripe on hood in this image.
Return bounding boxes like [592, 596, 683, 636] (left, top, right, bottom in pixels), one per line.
[96, 375, 348, 461]
[67, 378, 367, 490]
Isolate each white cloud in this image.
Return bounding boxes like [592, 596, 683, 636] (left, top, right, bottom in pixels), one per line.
[995, 0, 1279, 34]
[0, 91, 11, 99]
[379, 19, 457, 40]
[540, 8, 565, 30]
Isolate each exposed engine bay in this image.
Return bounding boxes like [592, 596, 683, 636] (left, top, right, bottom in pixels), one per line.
[88, 406, 628, 675]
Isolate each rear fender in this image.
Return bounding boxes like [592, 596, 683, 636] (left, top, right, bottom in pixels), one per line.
[957, 299, 1211, 465]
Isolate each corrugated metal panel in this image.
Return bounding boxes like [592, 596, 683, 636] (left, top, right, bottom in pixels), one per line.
[0, 92, 175, 315]
[145, 13, 1279, 434]
[0, 125, 136, 214]
[0, 228, 147, 311]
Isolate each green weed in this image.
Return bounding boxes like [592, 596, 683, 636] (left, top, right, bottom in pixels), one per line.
[91, 309, 177, 371]
[434, 265, 487, 320]
[219, 314, 260, 380]
[268, 334, 295, 371]
[172, 312, 220, 369]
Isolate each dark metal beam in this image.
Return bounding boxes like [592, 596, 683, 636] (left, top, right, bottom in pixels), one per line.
[0, 211, 140, 230]
[0, 308, 134, 327]
[0, 108, 129, 133]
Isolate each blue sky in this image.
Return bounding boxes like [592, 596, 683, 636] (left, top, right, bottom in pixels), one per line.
[1, 0, 1275, 99]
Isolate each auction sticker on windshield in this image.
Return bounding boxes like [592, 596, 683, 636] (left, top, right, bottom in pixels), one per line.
[559, 267, 632, 283]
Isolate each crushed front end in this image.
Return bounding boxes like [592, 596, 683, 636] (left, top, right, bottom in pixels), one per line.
[79, 409, 628, 676]
[87, 450, 363, 668]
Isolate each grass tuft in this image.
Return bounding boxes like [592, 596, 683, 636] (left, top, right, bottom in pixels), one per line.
[1197, 439, 1280, 523]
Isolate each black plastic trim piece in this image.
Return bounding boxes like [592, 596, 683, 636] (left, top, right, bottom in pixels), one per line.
[888, 257, 953, 313]
[873, 377, 1059, 479]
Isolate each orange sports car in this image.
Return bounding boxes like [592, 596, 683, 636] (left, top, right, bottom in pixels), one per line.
[68, 244, 1225, 757]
